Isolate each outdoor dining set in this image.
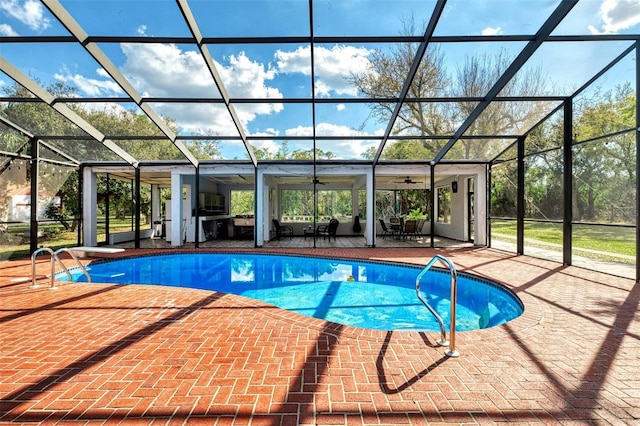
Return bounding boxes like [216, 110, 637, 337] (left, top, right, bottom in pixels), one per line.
[378, 217, 425, 241]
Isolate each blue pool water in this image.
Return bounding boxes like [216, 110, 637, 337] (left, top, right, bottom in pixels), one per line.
[62, 253, 523, 332]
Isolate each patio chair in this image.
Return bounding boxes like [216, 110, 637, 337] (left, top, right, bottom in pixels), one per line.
[389, 217, 403, 239]
[317, 218, 339, 241]
[378, 219, 391, 239]
[272, 219, 293, 240]
[402, 219, 417, 240]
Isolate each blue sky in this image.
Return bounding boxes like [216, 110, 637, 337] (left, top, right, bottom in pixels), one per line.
[0, 0, 639, 160]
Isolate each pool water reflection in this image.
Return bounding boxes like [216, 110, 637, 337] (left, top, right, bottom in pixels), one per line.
[64, 253, 523, 332]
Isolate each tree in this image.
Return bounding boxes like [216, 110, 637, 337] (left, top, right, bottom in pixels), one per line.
[231, 190, 254, 216]
[375, 139, 433, 159]
[2, 81, 86, 139]
[350, 18, 450, 158]
[450, 50, 551, 160]
[522, 118, 564, 221]
[254, 140, 292, 160]
[253, 141, 336, 160]
[0, 153, 30, 236]
[0, 81, 169, 229]
[490, 83, 637, 225]
[572, 84, 636, 223]
[77, 104, 195, 161]
[41, 165, 80, 230]
[350, 18, 550, 161]
[490, 160, 518, 218]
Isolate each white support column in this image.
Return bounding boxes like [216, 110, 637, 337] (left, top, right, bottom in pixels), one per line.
[476, 170, 487, 246]
[352, 188, 359, 218]
[82, 167, 97, 247]
[151, 184, 160, 237]
[170, 172, 183, 247]
[184, 182, 193, 243]
[255, 168, 265, 246]
[366, 169, 375, 246]
[352, 187, 359, 237]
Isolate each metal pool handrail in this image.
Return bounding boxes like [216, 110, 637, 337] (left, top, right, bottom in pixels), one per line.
[53, 248, 91, 287]
[31, 247, 91, 290]
[31, 247, 54, 288]
[415, 255, 459, 357]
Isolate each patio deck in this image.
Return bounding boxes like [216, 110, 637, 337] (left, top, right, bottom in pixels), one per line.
[0, 247, 638, 425]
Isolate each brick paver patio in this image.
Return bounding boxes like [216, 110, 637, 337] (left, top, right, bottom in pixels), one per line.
[0, 247, 638, 425]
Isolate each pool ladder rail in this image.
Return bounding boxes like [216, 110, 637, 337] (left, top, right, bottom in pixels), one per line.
[416, 255, 459, 357]
[31, 247, 91, 289]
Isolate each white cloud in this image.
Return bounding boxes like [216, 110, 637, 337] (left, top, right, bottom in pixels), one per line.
[274, 46, 310, 74]
[589, 0, 640, 34]
[54, 71, 124, 97]
[47, 40, 376, 140]
[96, 69, 112, 79]
[482, 26, 502, 36]
[248, 138, 279, 155]
[158, 103, 238, 136]
[282, 124, 313, 137]
[218, 53, 284, 124]
[284, 122, 379, 159]
[276, 45, 373, 97]
[120, 43, 219, 98]
[117, 43, 285, 134]
[76, 102, 129, 116]
[313, 122, 371, 138]
[231, 129, 280, 159]
[0, 0, 50, 32]
[252, 128, 280, 137]
[0, 23, 18, 36]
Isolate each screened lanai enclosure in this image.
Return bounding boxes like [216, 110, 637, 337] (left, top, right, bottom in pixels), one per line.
[0, 0, 638, 280]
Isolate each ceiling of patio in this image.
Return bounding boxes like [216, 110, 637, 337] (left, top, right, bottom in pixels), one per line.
[0, 0, 638, 170]
[99, 169, 435, 188]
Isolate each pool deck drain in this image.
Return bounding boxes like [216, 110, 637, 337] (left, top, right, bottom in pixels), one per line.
[0, 247, 638, 425]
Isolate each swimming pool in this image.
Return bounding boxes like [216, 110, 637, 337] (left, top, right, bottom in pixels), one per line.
[61, 253, 523, 332]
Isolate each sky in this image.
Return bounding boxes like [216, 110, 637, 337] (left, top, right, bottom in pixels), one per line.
[0, 0, 639, 160]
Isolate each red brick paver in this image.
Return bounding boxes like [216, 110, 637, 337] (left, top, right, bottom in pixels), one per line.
[0, 247, 638, 425]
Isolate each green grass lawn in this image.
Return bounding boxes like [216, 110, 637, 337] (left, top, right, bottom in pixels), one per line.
[491, 219, 635, 261]
[2, 217, 635, 264]
[0, 217, 141, 261]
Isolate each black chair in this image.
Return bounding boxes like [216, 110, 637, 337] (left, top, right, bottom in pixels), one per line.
[378, 219, 391, 239]
[317, 218, 339, 241]
[203, 220, 217, 240]
[389, 217, 403, 239]
[272, 219, 293, 240]
[402, 219, 417, 240]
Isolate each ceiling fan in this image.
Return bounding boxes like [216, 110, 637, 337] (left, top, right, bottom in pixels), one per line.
[312, 177, 326, 185]
[397, 176, 423, 184]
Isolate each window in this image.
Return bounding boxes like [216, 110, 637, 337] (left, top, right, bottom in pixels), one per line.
[317, 190, 351, 222]
[357, 189, 367, 219]
[281, 190, 314, 222]
[375, 190, 395, 220]
[437, 187, 451, 223]
[281, 189, 352, 222]
[375, 189, 430, 219]
[231, 190, 254, 216]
